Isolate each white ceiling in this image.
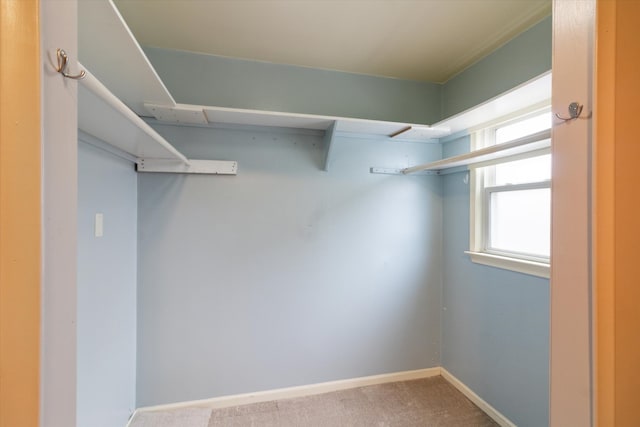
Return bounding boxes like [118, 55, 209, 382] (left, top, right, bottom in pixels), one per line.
[114, 0, 551, 83]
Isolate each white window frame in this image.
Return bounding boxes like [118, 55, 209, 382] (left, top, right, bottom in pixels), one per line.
[466, 108, 551, 278]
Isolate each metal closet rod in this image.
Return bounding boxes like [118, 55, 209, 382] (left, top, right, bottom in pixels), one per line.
[78, 65, 190, 166]
[402, 129, 552, 175]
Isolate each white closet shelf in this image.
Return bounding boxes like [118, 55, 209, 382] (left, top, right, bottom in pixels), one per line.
[144, 103, 451, 141]
[141, 72, 550, 146]
[402, 129, 551, 175]
[432, 72, 552, 137]
[143, 103, 449, 172]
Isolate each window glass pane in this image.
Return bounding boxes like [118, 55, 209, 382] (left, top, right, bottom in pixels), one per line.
[495, 112, 551, 144]
[494, 154, 551, 185]
[489, 188, 550, 258]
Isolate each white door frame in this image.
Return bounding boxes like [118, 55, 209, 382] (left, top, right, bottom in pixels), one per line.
[550, 0, 595, 425]
[40, 0, 79, 425]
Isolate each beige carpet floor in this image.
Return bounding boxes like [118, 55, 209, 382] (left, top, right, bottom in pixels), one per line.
[129, 407, 212, 427]
[131, 376, 500, 427]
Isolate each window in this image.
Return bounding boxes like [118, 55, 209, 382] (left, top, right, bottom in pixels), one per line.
[467, 109, 552, 278]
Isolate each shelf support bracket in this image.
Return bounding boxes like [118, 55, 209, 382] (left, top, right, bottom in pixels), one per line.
[370, 167, 438, 176]
[322, 121, 337, 172]
[137, 159, 238, 175]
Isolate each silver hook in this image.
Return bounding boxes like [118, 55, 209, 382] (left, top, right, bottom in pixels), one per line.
[555, 102, 585, 122]
[55, 48, 85, 80]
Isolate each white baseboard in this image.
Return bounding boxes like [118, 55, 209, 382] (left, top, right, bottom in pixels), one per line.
[133, 366, 516, 427]
[136, 367, 441, 413]
[440, 368, 517, 427]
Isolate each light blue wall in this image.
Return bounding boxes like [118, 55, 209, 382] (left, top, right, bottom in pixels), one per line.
[440, 135, 550, 427]
[441, 16, 552, 118]
[436, 17, 552, 425]
[144, 47, 442, 124]
[136, 124, 443, 406]
[77, 141, 137, 427]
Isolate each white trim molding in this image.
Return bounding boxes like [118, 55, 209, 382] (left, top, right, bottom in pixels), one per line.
[130, 367, 517, 427]
[466, 251, 550, 278]
[134, 368, 441, 413]
[440, 368, 517, 427]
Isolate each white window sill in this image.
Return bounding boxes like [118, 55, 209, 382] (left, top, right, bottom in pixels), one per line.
[464, 251, 550, 279]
